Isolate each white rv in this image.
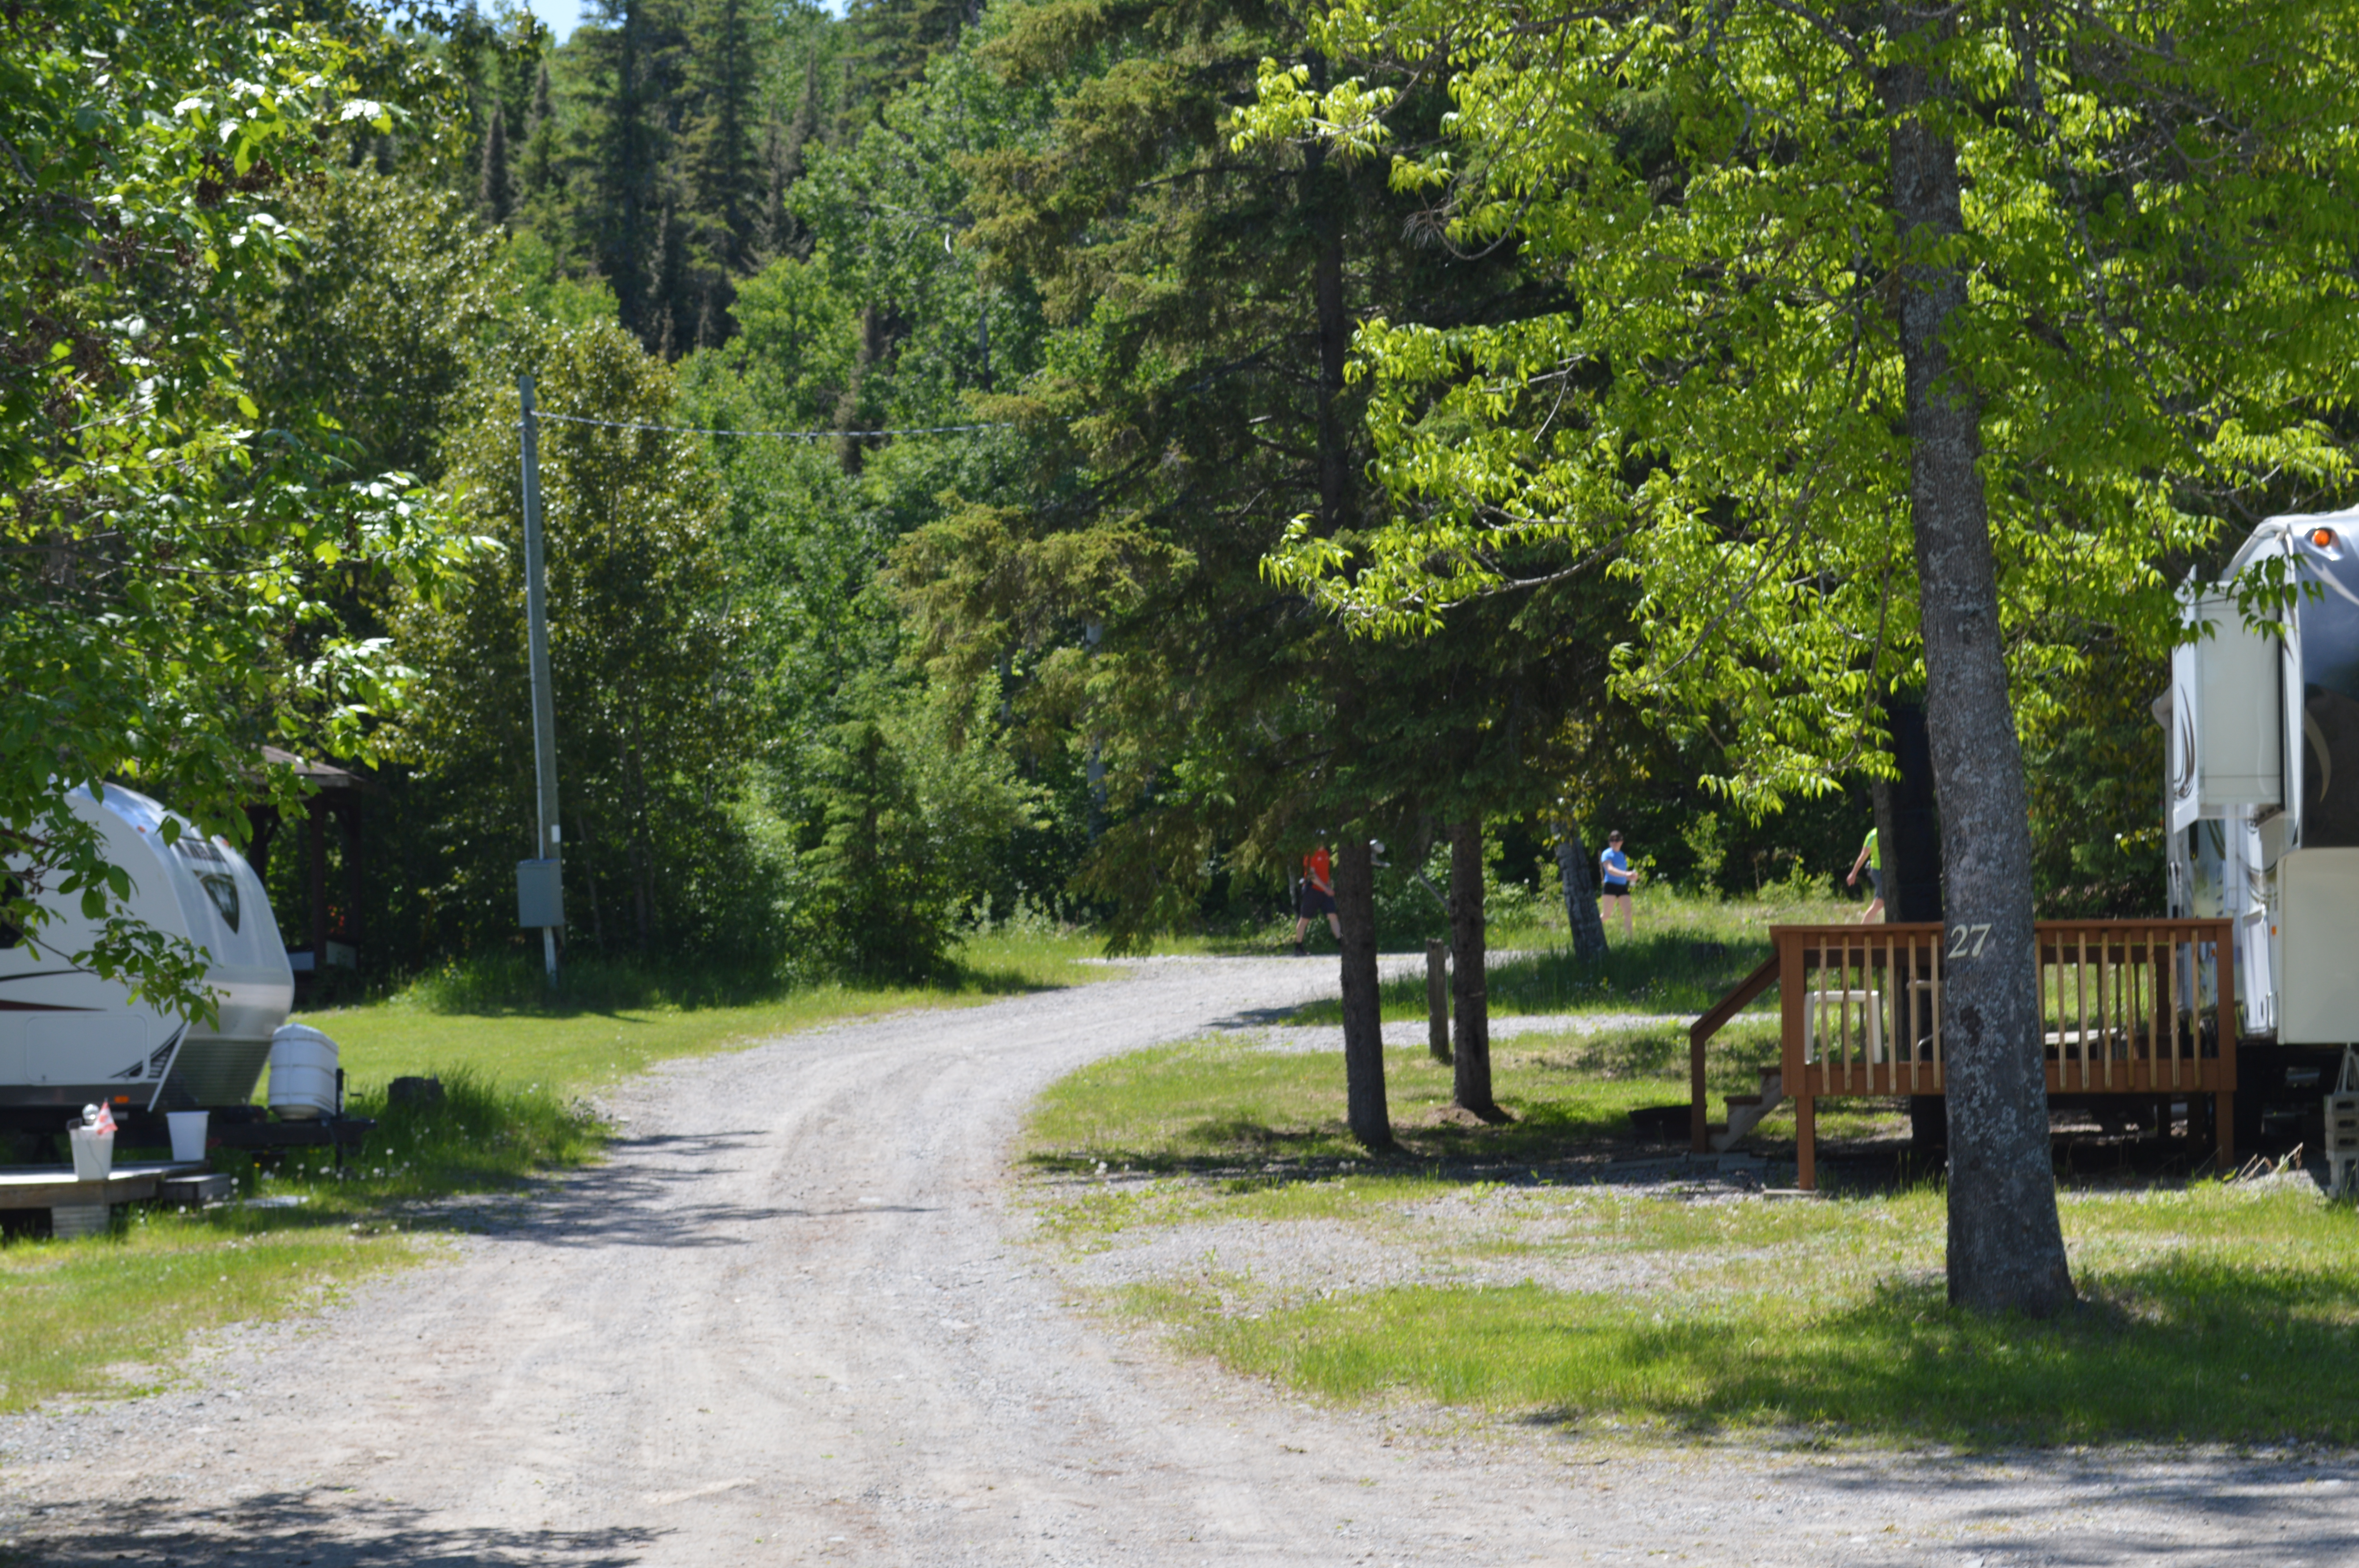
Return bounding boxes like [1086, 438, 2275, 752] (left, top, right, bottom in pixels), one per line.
[0, 783, 293, 1133]
[2167, 507, 2359, 1137]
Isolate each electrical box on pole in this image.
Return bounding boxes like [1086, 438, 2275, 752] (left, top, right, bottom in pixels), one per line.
[518, 373, 564, 980]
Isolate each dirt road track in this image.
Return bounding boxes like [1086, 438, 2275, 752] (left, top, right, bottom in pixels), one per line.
[5, 956, 2355, 1566]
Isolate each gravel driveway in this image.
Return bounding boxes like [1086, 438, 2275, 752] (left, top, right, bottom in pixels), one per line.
[4, 955, 2353, 1566]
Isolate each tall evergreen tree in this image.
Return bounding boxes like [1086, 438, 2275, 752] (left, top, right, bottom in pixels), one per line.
[521, 60, 556, 199]
[680, 0, 765, 344]
[838, 0, 971, 132]
[577, 0, 683, 348]
[897, 0, 1560, 1146]
[478, 103, 511, 224]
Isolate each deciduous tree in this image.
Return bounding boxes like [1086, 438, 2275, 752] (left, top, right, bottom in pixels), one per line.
[1245, 0, 2359, 1312]
[0, 0, 465, 1020]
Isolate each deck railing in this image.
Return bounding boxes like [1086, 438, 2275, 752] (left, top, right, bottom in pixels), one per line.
[1690, 918, 2238, 1188]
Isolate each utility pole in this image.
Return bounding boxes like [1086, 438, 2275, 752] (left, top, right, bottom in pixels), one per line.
[517, 373, 565, 981]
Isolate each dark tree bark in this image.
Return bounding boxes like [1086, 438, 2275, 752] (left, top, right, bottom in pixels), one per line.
[1448, 817, 1501, 1117]
[1334, 831, 1392, 1150]
[1881, 36, 2074, 1317]
[1555, 813, 1610, 963]
[1425, 938, 1450, 1064]
[1304, 54, 1352, 536]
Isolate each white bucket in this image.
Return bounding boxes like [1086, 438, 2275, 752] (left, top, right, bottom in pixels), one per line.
[167, 1110, 210, 1162]
[67, 1128, 113, 1180]
[267, 1024, 340, 1120]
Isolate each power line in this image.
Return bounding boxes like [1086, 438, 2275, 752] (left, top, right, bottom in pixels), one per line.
[534, 410, 1010, 441]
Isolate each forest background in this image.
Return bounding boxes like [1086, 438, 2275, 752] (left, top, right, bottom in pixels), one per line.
[125, 0, 2181, 987]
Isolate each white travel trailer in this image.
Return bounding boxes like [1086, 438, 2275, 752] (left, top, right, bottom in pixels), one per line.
[2166, 507, 2359, 1139]
[0, 783, 293, 1133]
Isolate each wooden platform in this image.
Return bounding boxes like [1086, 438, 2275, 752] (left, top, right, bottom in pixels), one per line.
[0, 1160, 209, 1211]
[1690, 918, 2240, 1189]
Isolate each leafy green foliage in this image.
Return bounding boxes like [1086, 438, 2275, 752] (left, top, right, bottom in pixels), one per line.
[1244, 0, 2359, 810]
[392, 320, 765, 961]
[0, 0, 472, 1019]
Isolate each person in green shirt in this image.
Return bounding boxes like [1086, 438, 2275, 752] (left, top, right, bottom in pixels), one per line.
[1845, 826, 1884, 924]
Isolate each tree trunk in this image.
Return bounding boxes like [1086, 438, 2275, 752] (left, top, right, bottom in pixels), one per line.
[1882, 42, 2074, 1317]
[1425, 938, 1451, 1064]
[1448, 818, 1500, 1117]
[1304, 55, 1352, 537]
[1334, 831, 1392, 1150]
[1556, 815, 1610, 963]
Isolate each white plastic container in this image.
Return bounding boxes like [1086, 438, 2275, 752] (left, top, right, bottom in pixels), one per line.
[267, 1024, 340, 1121]
[67, 1127, 113, 1180]
[167, 1109, 210, 1161]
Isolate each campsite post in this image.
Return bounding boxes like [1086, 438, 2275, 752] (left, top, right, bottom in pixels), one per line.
[518, 373, 563, 981]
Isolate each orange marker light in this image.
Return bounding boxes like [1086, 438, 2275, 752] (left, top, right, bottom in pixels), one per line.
[2314, 527, 2337, 547]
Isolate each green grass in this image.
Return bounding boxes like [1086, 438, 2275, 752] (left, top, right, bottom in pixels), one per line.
[1288, 889, 1859, 1024]
[1143, 1194, 2359, 1446]
[299, 930, 1112, 1091]
[0, 1209, 399, 1414]
[0, 1068, 600, 1413]
[1025, 1031, 1779, 1180]
[1023, 1032, 2359, 1447]
[1, 929, 1110, 1415]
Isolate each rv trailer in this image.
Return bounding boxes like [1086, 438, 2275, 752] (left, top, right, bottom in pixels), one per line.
[2166, 506, 2359, 1147]
[0, 783, 294, 1139]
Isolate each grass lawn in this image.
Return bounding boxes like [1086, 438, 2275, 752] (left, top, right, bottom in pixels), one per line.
[1287, 889, 1860, 1025]
[1020, 1032, 2359, 1448]
[296, 928, 1114, 1096]
[0, 929, 1109, 1416]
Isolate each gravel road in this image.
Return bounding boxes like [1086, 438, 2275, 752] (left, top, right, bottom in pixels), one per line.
[5, 956, 2353, 1566]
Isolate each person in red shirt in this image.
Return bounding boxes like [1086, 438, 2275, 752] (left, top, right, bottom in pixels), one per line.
[1292, 840, 1339, 956]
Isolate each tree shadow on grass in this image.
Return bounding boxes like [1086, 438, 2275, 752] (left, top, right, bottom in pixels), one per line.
[1023, 1094, 1688, 1191]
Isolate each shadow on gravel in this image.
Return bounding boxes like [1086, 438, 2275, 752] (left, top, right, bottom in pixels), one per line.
[9, 1488, 661, 1566]
[419, 1131, 948, 1249]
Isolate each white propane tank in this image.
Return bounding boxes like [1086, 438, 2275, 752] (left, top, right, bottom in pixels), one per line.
[267, 1024, 340, 1120]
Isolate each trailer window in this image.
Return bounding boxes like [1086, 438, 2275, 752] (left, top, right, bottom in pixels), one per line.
[2299, 543, 2359, 845]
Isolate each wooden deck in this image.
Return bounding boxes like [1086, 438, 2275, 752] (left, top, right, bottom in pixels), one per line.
[0, 1160, 210, 1211]
[1690, 919, 2239, 1189]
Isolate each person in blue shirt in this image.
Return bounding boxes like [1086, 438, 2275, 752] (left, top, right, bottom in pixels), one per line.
[1598, 830, 1636, 939]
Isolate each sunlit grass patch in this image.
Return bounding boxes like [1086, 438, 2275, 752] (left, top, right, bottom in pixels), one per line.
[0, 1210, 412, 1416]
[1136, 1187, 2359, 1447]
[309, 930, 1116, 1092]
[0, 1067, 603, 1414]
[1026, 1031, 2359, 1447]
[4, 1068, 603, 1414]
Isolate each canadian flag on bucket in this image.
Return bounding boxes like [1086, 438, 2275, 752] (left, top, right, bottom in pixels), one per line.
[84, 1102, 116, 1136]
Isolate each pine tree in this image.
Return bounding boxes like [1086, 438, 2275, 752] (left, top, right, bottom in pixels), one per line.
[759, 55, 818, 260]
[521, 61, 556, 198]
[578, 0, 685, 349]
[842, 0, 969, 118]
[682, 0, 762, 276]
[478, 105, 511, 225]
